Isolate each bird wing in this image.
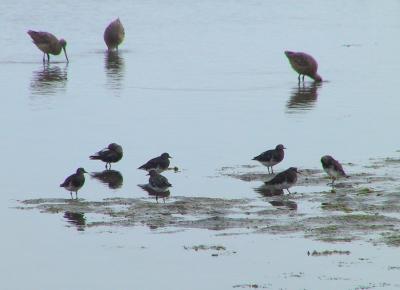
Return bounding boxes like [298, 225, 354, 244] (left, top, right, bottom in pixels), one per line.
[254, 149, 273, 161]
[333, 159, 347, 176]
[265, 171, 287, 185]
[60, 174, 73, 187]
[139, 156, 160, 169]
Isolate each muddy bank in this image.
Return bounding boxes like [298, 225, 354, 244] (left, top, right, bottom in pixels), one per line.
[16, 156, 400, 246]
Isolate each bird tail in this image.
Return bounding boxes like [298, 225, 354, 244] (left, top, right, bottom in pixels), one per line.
[89, 155, 101, 160]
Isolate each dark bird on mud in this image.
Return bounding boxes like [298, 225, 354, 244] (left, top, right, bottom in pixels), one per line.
[89, 143, 123, 169]
[264, 167, 299, 194]
[321, 155, 348, 185]
[104, 18, 125, 51]
[138, 153, 172, 173]
[284, 51, 322, 83]
[148, 169, 172, 192]
[138, 184, 171, 203]
[91, 169, 123, 189]
[60, 168, 87, 199]
[27, 30, 69, 63]
[253, 144, 286, 174]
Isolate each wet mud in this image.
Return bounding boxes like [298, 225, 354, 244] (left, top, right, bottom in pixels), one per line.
[16, 156, 400, 246]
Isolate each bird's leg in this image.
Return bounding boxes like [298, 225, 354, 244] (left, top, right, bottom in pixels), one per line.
[302, 75, 305, 82]
[267, 167, 270, 174]
[75, 192, 78, 199]
[156, 196, 159, 203]
[70, 192, 73, 199]
[42, 53, 46, 63]
[163, 197, 166, 204]
[287, 188, 292, 194]
[298, 74, 301, 83]
[271, 167, 274, 174]
[47, 53, 50, 62]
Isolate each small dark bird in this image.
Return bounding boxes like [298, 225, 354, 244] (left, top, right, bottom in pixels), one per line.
[321, 155, 348, 185]
[104, 18, 125, 51]
[284, 51, 322, 83]
[89, 143, 123, 169]
[264, 167, 299, 194]
[27, 30, 69, 63]
[60, 168, 87, 199]
[138, 153, 172, 173]
[253, 144, 286, 174]
[148, 169, 172, 192]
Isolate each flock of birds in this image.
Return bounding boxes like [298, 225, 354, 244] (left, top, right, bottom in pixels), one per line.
[59, 142, 348, 199]
[27, 18, 345, 199]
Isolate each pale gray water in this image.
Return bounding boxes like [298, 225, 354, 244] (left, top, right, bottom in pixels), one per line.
[1, 0, 400, 289]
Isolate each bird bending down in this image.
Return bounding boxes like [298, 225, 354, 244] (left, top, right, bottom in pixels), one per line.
[27, 30, 69, 63]
[90, 143, 123, 169]
[148, 170, 172, 192]
[284, 51, 322, 83]
[321, 155, 348, 186]
[60, 168, 87, 199]
[253, 144, 286, 174]
[138, 153, 172, 173]
[264, 167, 299, 194]
[104, 18, 125, 51]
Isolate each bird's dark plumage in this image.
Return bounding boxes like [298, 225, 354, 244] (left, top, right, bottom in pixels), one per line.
[148, 170, 172, 191]
[264, 167, 299, 194]
[27, 30, 68, 63]
[138, 153, 172, 173]
[60, 168, 87, 198]
[253, 144, 286, 174]
[90, 143, 123, 169]
[321, 155, 347, 185]
[104, 18, 125, 51]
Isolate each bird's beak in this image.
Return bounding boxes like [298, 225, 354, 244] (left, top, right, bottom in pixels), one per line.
[63, 47, 69, 63]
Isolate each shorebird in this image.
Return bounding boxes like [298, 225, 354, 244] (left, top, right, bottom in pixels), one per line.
[138, 153, 172, 173]
[264, 167, 299, 194]
[253, 144, 286, 174]
[60, 168, 87, 199]
[104, 18, 125, 51]
[27, 30, 69, 63]
[148, 170, 172, 192]
[321, 155, 348, 185]
[89, 143, 123, 169]
[284, 51, 322, 83]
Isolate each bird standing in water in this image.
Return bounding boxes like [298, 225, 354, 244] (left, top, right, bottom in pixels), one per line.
[148, 169, 172, 192]
[321, 155, 348, 186]
[27, 30, 69, 63]
[138, 153, 172, 173]
[264, 167, 299, 194]
[253, 144, 286, 174]
[60, 168, 87, 199]
[90, 143, 123, 169]
[104, 18, 125, 51]
[284, 51, 322, 83]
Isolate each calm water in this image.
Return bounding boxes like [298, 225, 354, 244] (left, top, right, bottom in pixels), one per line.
[1, 0, 400, 289]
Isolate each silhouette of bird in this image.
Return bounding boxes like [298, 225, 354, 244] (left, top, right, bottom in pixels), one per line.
[91, 169, 123, 189]
[284, 51, 322, 83]
[321, 155, 348, 185]
[138, 153, 172, 173]
[253, 144, 286, 174]
[60, 168, 87, 199]
[90, 143, 123, 169]
[148, 170, 172, 192]
[264, 167, 299, 194]
[104, 18, 125, 51]
[27, 30, 69, 63]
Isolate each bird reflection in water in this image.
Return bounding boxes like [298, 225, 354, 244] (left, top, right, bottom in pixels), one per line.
[138, 184, 171, 203]
[30, 63, 68, 96]
[63, 211, 86, 231]
[286, 82, 322, 113]
[91, 170, 123, 189]
[254, 185, 297, 210]
[105, 50, 124, 92]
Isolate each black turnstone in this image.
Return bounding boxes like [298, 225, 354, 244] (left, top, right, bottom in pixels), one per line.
[90, 143, 123, 169]
[264, 167, 299, 194]
[253, 144, 286, 174]
[60, 168, 87, 199]
[321, 155, 348, 185]
[284, 51, 322, 82]
[148, 169, 172, 192]
[138, 152, 172, 173]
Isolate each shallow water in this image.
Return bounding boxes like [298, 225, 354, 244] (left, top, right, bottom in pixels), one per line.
[2, 0, 400, 289]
